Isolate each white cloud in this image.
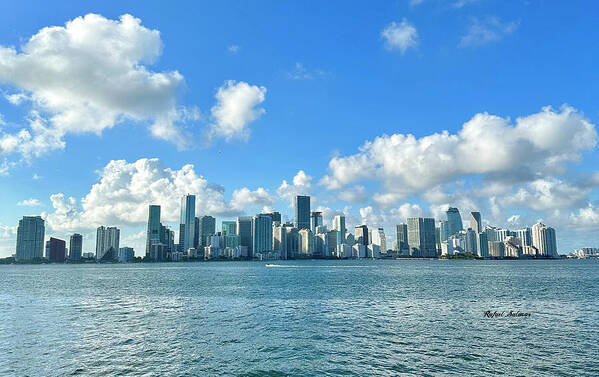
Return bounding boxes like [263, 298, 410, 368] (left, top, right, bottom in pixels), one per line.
[207, 80, 267, 142]
[32, 173, 41, 180]
[321, 106, 596, 203]
[17, 198, 43, 207]
[42, 158, 274, 232]
[277, 170, 313, 206]
[453, 0, 478, 8]
[359, 203, 423, 228]
[228, 45, 240, 53]
[0, 13, 194, 161]
[381, 19, 419, 53]
[338, 185, 368, 203]
[459, 17, 518, 47]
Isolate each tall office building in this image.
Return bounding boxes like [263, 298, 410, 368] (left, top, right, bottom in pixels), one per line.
[47, 237, 66, 263]
[371, 228, 387, 251]
[272, 223, 287, 257]
[96, 226, 120, 260]
[470, 212, 482, 233]
[198, 215, 216, 247]
[69, 233, 83, 261]
[446, 207, 463, 238]
[407, 217, 437, 257]
[333, 215, 346, 242]
[439, 220, 448, 242]
[16, 216, 45, 261]
[221, 221, 237, 236]
[284, 224, 299, 259]
[476, 231, 489, 258]
[237, 216, 253, 257]
[354, 225, 369, 245]
[146, 205, 162, 256]
[264, 212, 282, 224]
[516, 228, 532, 247]
[396, 223, 408, 253]
[310, 211, 323, 233]
[298, 228, 315, 256]
[252, 214, 273, 255]
[179, 194, 196, 253]
[531, 222, 558, 257]
[294, 195, 310, 230]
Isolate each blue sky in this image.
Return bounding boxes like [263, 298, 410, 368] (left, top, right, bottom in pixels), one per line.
[1, 0, 598, 256]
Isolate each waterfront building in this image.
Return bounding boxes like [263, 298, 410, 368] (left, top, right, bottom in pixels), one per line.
[488, 241, 504, 258]
[264, 212, 282, 224]
[298, 228, 315, 256]
[221, 221, 237, 236]
[371, 228, 387, 252]
[396, 223, 409, 254]
[531, 222, 558, 257]
[333, 215, 346, 242]
[476, 231, 489, 257]
[47, 237, 66, 263]
[516, 228, 532, 247]
[407, 217, 437, 257]
[470, 212, 482, 233]
[446, 207, 463, 238]
[16, 216, 45, 261]
[96, 226, 120, 260]
[146, 205, 161, 256]
[179, 194, 196, 253]
[352, 244, 366, 258]
[237, 216, 253, 257]
[272, 223, 287, 257]
[252, 214, 273, 256]
[355, 225, 369, 245]
[69, 233, 83, 261]
[310, 211, 323, 233]
[504, 236, 522, 258]
[465, 229, 477, 254]
[118, 247, 135, 263]
[439, 220, 449, 242]
[198, 215, 216, 247]
[294, 195, 311, 230]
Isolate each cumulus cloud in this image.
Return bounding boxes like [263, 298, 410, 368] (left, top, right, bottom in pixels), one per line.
[42, 158, 274, 232]
[277, 170, 313, 206]
[17, 198, 43, 207]
[0, 13, 198, 158]
[207, 80, 267, 142]
[321, 106, 596, 202]
[359, 203, 423, 228]
[381, 19, 419, 53]
[459, 17, 518, 47]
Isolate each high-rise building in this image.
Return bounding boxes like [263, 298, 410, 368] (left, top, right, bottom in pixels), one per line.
[252, 214, 273, 256]
[531, 222, 558, 257]
[96, 226, 120, 260]
[439, 220, 448, 242]
[146, 205, 162, 256]
[470, 212, 482, 233]
[294, 195, 310, 230]
[47, 237, 66, 263]
[354, 225, 369, 245]
[16, 216, 45, 261]
[488, 241, 504, 258]
[198, 215, 216, 247]
[264, 212, 281, 224]
[396, 223, 408, 253]
[371, 228, 387, 251]
[237, 216, 253, 257]
[298, 228, 315, 256]
[310, 211, 323, 233]
[221, 221, 237, 236]
[516, 228, 532, 247]
[446, 207, 463, 238]
[333, 215, 346, 242]
[69, 233, 83, 261]
[407, 217, 437, 257]
[179, 194, 196, 253]
[119, 247, 135, 263]
[272, 223, 287, 257]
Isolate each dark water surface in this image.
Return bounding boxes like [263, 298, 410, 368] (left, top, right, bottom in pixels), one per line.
[1, 259, 597, 376]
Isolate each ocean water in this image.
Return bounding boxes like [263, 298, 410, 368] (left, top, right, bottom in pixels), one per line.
[1, 259, 597, 376]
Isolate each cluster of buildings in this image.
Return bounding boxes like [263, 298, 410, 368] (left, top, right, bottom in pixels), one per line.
[12, 197, 561, 263]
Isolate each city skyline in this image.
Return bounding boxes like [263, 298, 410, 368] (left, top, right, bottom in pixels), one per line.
[2, 2, 599, 256]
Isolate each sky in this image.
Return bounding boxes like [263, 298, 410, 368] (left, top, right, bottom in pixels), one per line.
[1, 0, 598, 256]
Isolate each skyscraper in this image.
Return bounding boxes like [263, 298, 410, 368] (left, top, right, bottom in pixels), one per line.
[237, 216, 253, 257]
[180, 194, 196, 253]
[396, 223, 408, 253]
[371, 228, 387, 251]
[48, 237, 66, 263]
[531, 222, 558, 257]
[354, 225, 369, 245]
[294, 195, 310, 230]
[333, 215, 346, 242]
[69, 233, 83, 261]
[252, 214, 273, 255]
[146, 205, 161, 256]
[96, 226, 120, 260]
[16, 216, 45, 261]
[439, 220, 448, 242]
[221, 221, 237, 236]
[198, 215, 216, 247]
[446, 207, 463, 238]
[310, 211, 323, 233]
[516, 228, 532, 247]
[470, 211, 482, 233]
[264, 212, 282, 223]
[407, 217, 437, 258]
